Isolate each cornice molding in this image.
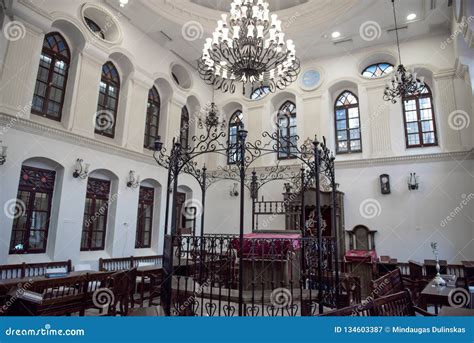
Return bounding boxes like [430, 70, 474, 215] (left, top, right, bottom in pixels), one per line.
[2, 113, 472, 172]
[139, 0, 362, 36]
[335, 150, 473, 168]
[0, 113, 158, 167]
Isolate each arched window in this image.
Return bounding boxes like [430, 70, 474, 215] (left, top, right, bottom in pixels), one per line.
[402, 84, 438, 148]
[361, 63, 394, 78]
[180, 106, 190, 149]
[144, 86, 161, 150]
[95, 61, 120, 138]
[81, 177, 110, 251]
[9, 166, 56, 254]
[228, 110, 244, 164]
[251, 85, 270, 100]
[277, 101, 297, 159]
[135, 186, 154, 249]
[335, 91, 362, 154]
[84, 17, 105, 39]
[32, 32, 70, 121]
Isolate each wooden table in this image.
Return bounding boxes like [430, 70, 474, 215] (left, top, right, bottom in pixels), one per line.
[419, 276, 457, 314]
[438, 307, 474, 316]
[136, 265, 162, 306]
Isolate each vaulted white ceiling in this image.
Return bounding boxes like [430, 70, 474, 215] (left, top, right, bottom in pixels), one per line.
[105, 0, 452, 68]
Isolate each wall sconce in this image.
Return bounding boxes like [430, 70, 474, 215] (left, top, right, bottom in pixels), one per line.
[127, 170, 140, 188]
[379, 174, 391, 194]
[230, 183, 239, 197]
[408, 172, 419, 191]
[0, 142, 7, 166]
[73, 158, 89, 179]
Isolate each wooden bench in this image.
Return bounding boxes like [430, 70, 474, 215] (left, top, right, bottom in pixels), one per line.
[0, 260, 72, 280]
[321, 290, 434, 316]
[99, 256, 161, 272]
[6, 271, 114, 316]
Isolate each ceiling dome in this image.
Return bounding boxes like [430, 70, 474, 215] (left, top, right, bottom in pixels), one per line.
[190, 0, 309, 12]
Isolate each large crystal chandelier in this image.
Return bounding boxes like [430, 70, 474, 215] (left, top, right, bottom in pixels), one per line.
[383, 0, 425, 103]
[198, 0, 300, 94]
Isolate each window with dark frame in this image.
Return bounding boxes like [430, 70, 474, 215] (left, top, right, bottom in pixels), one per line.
[84, 17, 105, 39]
[135, 186, 154, 249]
[81, 178, 111, 251]
[361, 62, 394, 78]
[228, 110, 244, 164]
[9, 166, 56, 254]
[334, 91, 362, 154]
[95, 61, 120, 138]
[144, 86, 161, 150]
[402, 84, 438, 148]
[32, 32, 70, 121]
[180, 106, 190, 150]
[277, 101, 297, 160]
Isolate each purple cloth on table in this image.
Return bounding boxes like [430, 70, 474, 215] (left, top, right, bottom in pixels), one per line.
[231, 233, 302, 256]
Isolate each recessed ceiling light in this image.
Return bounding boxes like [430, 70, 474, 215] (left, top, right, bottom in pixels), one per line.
[119, 0, 129, 7]
[331, 31, 341, 39]
[407, 13, 417, 20]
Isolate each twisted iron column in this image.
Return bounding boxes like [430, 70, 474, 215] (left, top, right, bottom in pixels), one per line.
[237, 128, 248, 316]
[313, 138, 324, 315]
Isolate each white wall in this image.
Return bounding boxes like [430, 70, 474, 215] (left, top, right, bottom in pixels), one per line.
[0, 1, 472, 267]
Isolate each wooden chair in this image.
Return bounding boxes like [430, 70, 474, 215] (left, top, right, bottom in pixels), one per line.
[322, 290, 434, 316]
[408, 260, 424, 281]
[376, 260, 398, 277]
[407, 260, 428, 304]
[370, 267, 422, 305]
[107, 268, 137, 316]
[379, 256, 391, 263]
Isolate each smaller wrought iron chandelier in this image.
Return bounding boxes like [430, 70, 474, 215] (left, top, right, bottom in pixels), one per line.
[198, 0, 300, 94]
[384, 0, 425, 103]
[198, 88, 226, 131]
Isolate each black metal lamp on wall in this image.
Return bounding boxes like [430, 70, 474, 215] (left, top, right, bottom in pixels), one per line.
[408, 173, 419, 191]
[379, 174, 391, 194]
[73, 158, 90, 179]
